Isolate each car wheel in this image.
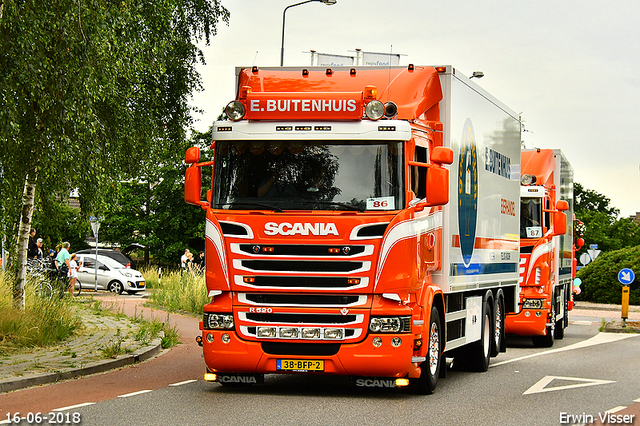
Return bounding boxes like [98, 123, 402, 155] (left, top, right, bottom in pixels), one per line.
[108, 280, 123, 295]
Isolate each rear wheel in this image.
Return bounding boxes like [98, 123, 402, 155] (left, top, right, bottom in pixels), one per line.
[491, 296, 504, 357]
[74, 280, 82, 297]
[411, 306, 441, 394]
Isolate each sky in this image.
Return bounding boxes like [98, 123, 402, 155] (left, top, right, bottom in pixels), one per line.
[190, 0, 640, 218]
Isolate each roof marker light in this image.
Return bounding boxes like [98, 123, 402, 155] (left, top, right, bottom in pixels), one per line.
[251, 66, 259, 73]
[326, 68, 334, 76]
[350, 68, 357, 76]
[302, 69, 309, 77]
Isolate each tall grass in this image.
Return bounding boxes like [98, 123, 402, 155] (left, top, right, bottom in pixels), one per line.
[0, 273, 81, 355]
[146, 269, 208, 315]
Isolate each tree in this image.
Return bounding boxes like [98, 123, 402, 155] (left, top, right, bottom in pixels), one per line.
[98, 129, 211, 266]
[574, 182, 639, 254]
[0, 0, 229, 309]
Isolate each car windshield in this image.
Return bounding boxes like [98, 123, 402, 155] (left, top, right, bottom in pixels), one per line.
[96, 256, 127, 269]
[212, 140, 404, 211]
[521, 197, 543, 238]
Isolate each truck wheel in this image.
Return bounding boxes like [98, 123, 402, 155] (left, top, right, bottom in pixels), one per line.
[465, 301, 492, 372]
[532, 300, 555, 348]
[491, 296, 504, 357]
[411, 307, 441, 394]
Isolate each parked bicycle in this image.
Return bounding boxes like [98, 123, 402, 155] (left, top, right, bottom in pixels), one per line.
[26, 258, 81, 298]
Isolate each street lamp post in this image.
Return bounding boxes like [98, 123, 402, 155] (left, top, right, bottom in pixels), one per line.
[280, 0, 336, 66]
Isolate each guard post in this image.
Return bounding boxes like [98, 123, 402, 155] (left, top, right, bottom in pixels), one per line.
[617, 268, 635, 327]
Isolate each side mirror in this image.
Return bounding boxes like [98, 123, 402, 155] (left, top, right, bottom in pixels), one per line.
[185, 165, 205, 206]
[554, 211, 567, 236]
[431, 146, 454, 165]
[185, 146, 201, 164]
[556, 200, 569, 211]
[424, 166, 449, 207]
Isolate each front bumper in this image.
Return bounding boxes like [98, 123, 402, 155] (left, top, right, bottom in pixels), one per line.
[505, 309, 548, 336]
[199, 328, 419, 378]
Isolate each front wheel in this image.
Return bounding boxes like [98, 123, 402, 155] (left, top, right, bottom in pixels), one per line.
[74, 280, 82, 297]
[411, 306, 441, 394]
[108, 281, 123, 295]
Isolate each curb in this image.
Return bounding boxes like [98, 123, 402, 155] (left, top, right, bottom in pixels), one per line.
[0, 338, 163, 394]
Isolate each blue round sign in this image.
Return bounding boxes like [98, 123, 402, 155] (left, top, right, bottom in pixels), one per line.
[618, 268, 635, 285]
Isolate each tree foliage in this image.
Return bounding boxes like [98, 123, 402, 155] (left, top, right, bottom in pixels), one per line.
[0, 0, 229, 308]
[576, 245, 640, 305]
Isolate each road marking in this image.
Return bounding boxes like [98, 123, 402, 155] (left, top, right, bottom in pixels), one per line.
[571, 320, 597, 325]
[606, 406, 627, 413]
[117, 389, 153, 398]
[169, 379, 198, 386]
[52, 402, 96, 411]
[635, 397, 640, 403]
[523, 375, 615, 395]
[492, 332, 639, 367]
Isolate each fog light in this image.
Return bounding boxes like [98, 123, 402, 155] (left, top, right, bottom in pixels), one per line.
[279, 327, 299, 339]
[204, 373, 217, 381]
[524, 311, 531, 317]
[206, 333, 215, 343]
[395, 378, 409, 387]
[324, 328, 344, 340]
[372, 337, 383, 347]
[301, 328, 321, 339]
[221, 333, 231, 344]
[535, 311, 542, 317]
[257, 327, 277, 338]
[391, 337, 402, 347]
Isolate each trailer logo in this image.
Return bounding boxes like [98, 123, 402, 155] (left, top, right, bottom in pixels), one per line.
[264, 222, 339, 236]
[458, 118, 478, 267]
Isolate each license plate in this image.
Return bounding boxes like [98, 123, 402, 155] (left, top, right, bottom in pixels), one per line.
[276, 359, 324, 371]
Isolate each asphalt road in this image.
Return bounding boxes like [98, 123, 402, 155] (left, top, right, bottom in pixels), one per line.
[1, 297, 639, 426]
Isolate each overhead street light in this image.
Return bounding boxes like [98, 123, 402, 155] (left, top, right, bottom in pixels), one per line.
[280, 0, 337, 66]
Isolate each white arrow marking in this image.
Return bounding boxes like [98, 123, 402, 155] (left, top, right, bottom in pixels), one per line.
[491, 332, 639, 367]
[523, 375, 615, 395]
[621, 271, 631, 282]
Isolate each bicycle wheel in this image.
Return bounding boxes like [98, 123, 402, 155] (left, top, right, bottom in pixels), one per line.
[39, 281, 54, 299]
[74, 279, 82, 296]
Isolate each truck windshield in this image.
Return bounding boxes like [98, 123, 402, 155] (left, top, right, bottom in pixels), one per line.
[521, 197, 543, 238]
[212, 140, 404, 212]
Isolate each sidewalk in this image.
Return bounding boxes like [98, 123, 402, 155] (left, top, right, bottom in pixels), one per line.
[0, 297, 163, 393]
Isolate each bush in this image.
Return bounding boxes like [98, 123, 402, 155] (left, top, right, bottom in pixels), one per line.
[149, 269, 208, 315]
[576, 245, 640, 305]
[0, 273, 81, 354]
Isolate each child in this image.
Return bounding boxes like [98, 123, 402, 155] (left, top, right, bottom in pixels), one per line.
[68, 254, 81, 296]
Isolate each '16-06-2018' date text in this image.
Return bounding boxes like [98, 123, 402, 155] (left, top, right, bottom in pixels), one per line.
[4, 412, 81, 424]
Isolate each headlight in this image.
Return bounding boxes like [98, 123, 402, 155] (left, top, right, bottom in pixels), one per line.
[522, 298, 545, 309]
[369, 316, 411, 333]
[118, 270, 133, 278]
[365, 100, 385, 120]
[225, 101, 245, 121]
[203, 313, 234, 330]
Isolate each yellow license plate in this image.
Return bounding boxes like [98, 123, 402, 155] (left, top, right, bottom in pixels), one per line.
[277, 359, 324, 371]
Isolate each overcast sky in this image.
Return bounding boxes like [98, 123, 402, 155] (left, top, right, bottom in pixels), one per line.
[191, 0, 640, 218]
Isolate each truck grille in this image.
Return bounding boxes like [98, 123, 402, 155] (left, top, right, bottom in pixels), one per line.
[239, 260, 368, 273]
[242, 293, 364, 306]
[236, 276, 368, 290]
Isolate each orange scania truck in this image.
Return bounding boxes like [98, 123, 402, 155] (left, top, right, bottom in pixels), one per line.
[505, 148, 575, 347]
[185, 65, 521, 394]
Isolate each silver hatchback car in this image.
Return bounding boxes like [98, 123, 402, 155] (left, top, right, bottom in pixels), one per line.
[76, 254, 146, 294]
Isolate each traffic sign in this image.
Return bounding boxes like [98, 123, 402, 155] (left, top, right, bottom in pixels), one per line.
[617, 268, 635, 285]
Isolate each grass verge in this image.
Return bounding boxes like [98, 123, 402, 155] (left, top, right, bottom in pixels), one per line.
[144, 269, 208, 316]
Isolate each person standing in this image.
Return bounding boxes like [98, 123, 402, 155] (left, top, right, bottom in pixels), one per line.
[180, 249, 190, 276]
[68, 253, 80, 297]
[55, 242, 71, 278]
[27, 228, 38, 259]
[36, 238, 44, 259]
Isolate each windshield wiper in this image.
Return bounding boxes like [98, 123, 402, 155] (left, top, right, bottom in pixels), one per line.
[215, 202, 283, 213]
[297, 200, 364, 212]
